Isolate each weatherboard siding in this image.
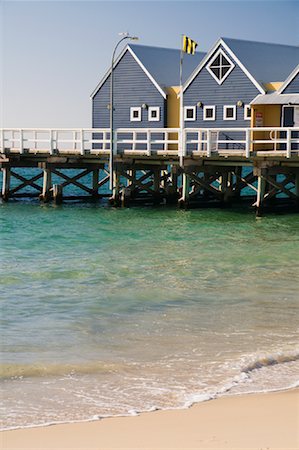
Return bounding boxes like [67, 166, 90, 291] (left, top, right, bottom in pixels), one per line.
[282, 73, 299, 94]
[92, 50, 166, 129]
[183, 45, 260, 129]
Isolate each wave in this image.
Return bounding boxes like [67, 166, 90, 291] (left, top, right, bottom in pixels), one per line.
[241, 351, 299, 374]
[0, 361, 124, 380]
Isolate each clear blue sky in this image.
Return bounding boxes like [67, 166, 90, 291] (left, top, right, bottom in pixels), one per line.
[1, 0, 298, 128]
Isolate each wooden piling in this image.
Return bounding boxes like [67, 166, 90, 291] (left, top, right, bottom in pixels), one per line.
[40, 169, 52, 202]
[179, 172, 190, 208]
[53, 184, 63, 204]
[256, 171, 267, 217]
[1, 167, 11, 201]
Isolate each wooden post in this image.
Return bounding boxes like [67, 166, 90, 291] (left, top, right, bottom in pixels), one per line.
[53, 184, 63, 204]
[153, 167, 161, 204]
[109, 166, 120, 206]
[166, 164, 178, 203]
[256, 171, 267, 217]
[1, 167, 11, 201]
[40, 169, 52, 202]
[179, 172, 190, 208]
[233, 166, 242, 199]
[295, 171, 299, 207]
[92, 169, 99, 198]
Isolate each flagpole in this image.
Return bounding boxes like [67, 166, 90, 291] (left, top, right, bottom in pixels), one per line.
[179, 35, 184, 167]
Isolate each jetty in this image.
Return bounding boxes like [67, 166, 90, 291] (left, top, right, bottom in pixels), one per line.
[1, 126, 298, 215]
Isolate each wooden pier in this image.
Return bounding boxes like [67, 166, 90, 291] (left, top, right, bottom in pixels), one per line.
[1, 127, 299, 215]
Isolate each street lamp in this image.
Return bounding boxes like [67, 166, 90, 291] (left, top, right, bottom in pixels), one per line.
[110, 32, 139, 191]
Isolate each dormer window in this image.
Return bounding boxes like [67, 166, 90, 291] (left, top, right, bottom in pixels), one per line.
[206, 48, 235, 85]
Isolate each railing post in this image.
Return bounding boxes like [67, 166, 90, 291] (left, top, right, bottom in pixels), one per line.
[245, 128, 251, 158]
[50, 130, 54, 155]
[80, 129, 84, 155]
[147, 130, 151, 156]
[19, 129, 24, 154]
[207, 129, 212, 157]
[286, 128, 291, 158]
[0, 129, 4, 152]
[132, 130, 136, 152]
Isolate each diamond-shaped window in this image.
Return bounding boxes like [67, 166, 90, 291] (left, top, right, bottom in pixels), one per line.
[206, 48, 235, 85]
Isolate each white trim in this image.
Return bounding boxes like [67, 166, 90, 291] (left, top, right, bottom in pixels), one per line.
[244, 104, 251, 120]
[148, 106, 160, 122]
[203, 105, 216, 121]
[184, 106, 196, 121]
[90, 46, 128, 99]
[130, 107, 142, 122]
[90, 45, 167, 99]
[183, 38, 265, 95]
[223, 105, 236, 120]
[206, 48, 235, 85]
[277, 64, 299, 94]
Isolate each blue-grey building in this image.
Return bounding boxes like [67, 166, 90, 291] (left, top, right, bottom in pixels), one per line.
[91, 44, 205, 129]
[182, 37, 299, 129]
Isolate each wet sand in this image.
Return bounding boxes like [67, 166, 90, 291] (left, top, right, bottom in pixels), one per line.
[2, 388, 299, 449]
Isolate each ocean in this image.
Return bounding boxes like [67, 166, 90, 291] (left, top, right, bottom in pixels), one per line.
[1, 201, 299, 430]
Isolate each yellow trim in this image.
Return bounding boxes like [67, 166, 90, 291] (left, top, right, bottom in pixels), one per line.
[166, 87, 180, 128]
[263, 82, 283, 92]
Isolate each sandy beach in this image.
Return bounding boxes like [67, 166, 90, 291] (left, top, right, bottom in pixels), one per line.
[2, 388, 298, 450]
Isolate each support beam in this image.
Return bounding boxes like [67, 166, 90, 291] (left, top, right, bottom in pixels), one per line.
[1, 167, 11, 201]
[40, 169, 52, 202]
[179, 172, 190, 208]
[256, 172, 267, 217]
[92, 169, 99, 198]
[53, 184, 63, 204]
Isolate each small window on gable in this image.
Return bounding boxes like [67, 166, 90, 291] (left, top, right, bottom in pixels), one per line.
[244, 105, 251, 120]
[148, 106, 160, 122]
[203, 105, 216, 121]
[184, 106, 196, 121]
[206, 48, 235, 85]
[130, 107, 141, 122]
[223, 105, 236, 120]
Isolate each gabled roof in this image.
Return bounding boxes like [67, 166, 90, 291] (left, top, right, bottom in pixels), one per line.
[222, 38, 299, 87]
[277, 63, 299, 94]
[183, 37, 299, 95]
[90, 44, 206, 99]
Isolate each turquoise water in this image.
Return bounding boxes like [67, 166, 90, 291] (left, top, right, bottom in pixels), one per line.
[1, 202, 299, 429]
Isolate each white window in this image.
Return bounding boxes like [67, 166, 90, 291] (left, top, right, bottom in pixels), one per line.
[184, 106, 196, 121]
[130, 107, 141, 122]
[148, 106, 160, 122]
[244, 104, 251, 120]
[206, 48, 235, 85]
[203, 105, 216, 121]
[223, 105, 236, 120]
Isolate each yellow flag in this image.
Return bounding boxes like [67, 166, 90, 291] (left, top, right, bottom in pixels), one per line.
[182, 35, 198, 55]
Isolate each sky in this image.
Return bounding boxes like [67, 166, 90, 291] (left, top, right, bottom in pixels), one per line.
[1, 0, 298, 128]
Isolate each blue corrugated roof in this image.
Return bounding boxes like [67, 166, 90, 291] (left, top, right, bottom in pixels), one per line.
[129, 44, 206, 87]
[221, 37, 299, 84]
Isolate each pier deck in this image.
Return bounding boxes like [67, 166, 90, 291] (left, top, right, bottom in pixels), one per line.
[1, 127, 299, 214]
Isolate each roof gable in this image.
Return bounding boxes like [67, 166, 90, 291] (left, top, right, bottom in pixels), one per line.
[91, 44, 206, 99]
[278, 64, 299, 93]
[183, 38, 266, 95]
[222, 38, 299, 88]
[184, 38, 299, 95]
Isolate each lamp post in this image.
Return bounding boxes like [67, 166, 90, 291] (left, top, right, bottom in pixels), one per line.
[109, 32, 139, 191]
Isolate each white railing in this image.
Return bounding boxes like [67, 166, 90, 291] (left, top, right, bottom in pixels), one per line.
[1, 127, 298, 158]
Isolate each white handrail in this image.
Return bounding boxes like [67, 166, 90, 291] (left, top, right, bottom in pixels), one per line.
[0, 127, 298, 158]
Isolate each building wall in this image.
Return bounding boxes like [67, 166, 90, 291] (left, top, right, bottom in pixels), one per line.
[92, 50, 166, 129]
[281, 73, 299, 94]
[183, 45, 260, 129]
